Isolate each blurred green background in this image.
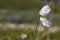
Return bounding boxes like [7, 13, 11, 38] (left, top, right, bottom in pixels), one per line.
[0, 0, 60, 40]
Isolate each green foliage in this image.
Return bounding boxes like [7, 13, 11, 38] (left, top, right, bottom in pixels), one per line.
[0, 0, 44, 10]
[0, 0, 60, 14]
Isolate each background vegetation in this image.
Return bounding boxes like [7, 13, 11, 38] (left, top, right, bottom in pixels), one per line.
[0, 0, 60, 40]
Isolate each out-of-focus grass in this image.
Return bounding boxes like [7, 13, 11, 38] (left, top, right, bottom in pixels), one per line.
[0, 28, 32, 40]
[0, 28, 60, 40]
[0, 23, 60, 40]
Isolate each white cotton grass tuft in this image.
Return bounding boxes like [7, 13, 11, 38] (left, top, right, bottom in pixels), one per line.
[40, 17, 52, 27]
[40, 17, 47, 22]
[42, 20, 52, 27]
[20, 33, 27, 39]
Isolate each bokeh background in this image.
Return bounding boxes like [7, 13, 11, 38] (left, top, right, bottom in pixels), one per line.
[0, 0, 60, 40]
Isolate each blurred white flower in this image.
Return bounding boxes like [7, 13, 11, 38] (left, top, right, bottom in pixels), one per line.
[40, 17, 52, 27]
[20, 33, 27, 39]
[40, 17, 47, 22]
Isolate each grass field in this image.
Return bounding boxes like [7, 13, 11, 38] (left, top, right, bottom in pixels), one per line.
[0, 23, 60, 40]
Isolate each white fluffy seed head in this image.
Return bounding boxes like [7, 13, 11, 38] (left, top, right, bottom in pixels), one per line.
[40, 17, 47, 22]
[20, 33, 27, 39]
[40, 17, 52, 27]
